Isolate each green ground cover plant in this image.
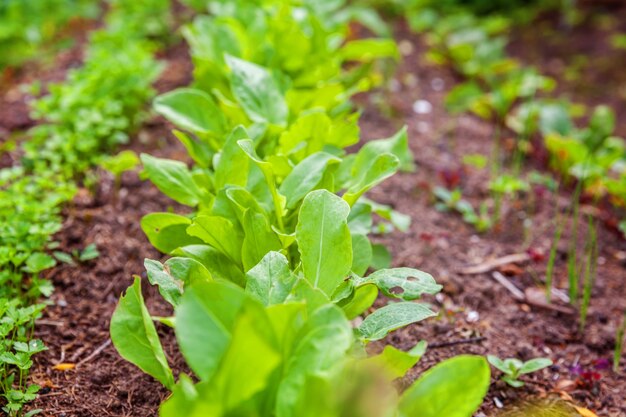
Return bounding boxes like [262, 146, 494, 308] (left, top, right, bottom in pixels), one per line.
[0, 0, 99, 69]
[0, 1, 173, 414]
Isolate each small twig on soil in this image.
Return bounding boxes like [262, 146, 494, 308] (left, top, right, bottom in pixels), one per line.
[77, 338, 112, 367]
[459, 253, 530, 275]
[36, 320, 65, 327]
[428, 336, 487, 349]
[491, 272, 576, 315]
[491, 271, 525, 301]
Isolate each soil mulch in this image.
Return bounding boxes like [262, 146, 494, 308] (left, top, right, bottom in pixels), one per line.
[22, 12, 626, 417]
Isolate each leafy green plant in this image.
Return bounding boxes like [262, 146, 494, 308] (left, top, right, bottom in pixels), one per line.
[487, 355, 552, 387]
[434, 187, 492, 232]
[112, 277, 489, 417]
[109, 2, 495, 415]
[0, 0, 99, 69]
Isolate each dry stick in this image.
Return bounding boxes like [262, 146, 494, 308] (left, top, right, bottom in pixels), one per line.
[491, 272, 575, 315]
[77, 339, 112, 367]
[491, 271, 524, 301]
[459, 253, 531, 275]
[429, 337, 487, 349]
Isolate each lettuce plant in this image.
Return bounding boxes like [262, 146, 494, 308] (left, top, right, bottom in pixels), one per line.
[112, 275, 490, 417]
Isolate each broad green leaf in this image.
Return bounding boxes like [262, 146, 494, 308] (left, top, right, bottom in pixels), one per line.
[339, 284, 378, 320]
[226, 55, 288, 125]
[141, 213, 203, 254]
[486, 355, 508, 374]
[175, 281, 248, 380]
[279, 152, 341, 209]
[245, 251, 297, 306]
[214, 126, 250, 189]
[343, 153, 399, 206]
[144, 257, 212, 307]
[358, 268, 441, 301]
[160, 376, 220, 417]
[357, 302, 436, 341]
[110, 277, 174, 389]
[173, 244, 245, 286]
[278, 111, 331, 157]
[340, 38, 399, 62]
[173, 130, 214, 169]
[286, 278, 331, 314]
[347, 202, 373, 235]
[276, 305, 352, 417]
[187, 215, 243, 264]
[141, 154, 204, 207]
[296, 190, 352, 296]
[210, 302, 281, 411]
[399, 355, 490, 417]
[153, 88, 226, 135]
[363, 341, 427, 380]
[371, 243, 391, 270]
[520, 358, 553, 374]
[539, 103, 573, 136]
[351, 233, 372, 276]
[241, 209, 282, 271]
[238, 139, 286, 221]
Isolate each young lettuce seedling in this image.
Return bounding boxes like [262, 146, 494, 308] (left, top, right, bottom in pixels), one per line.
[487, 355, 552, 387]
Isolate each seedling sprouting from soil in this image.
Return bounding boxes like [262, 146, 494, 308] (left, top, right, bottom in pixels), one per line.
[488, 355, 553, 387]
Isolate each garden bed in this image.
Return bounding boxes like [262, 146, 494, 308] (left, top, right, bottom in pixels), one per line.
[2, 5, 624, 417]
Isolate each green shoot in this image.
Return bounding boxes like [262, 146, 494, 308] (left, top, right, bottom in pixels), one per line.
[615, 312, 626, 373]
[579, 216, 597, 333]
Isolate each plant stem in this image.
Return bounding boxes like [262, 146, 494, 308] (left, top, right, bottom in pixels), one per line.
[615, 311, 626, 373]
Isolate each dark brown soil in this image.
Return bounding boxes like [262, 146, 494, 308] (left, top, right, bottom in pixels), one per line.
[28, 43, 193, 417]
[22, 12, 626, 417]
[508, 5, 626, 137]
[361, 21, 626, 416]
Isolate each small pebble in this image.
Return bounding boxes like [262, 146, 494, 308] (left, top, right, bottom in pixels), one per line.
[398, 40, 414, 56]
[466, 310, 480, 323]
[494, 397, 504, 408]
[412, 99, 432, 114]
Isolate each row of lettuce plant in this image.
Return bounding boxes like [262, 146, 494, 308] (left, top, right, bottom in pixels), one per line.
[110, 0, 492, 415]
[0, 1, 173, 414]
[399, 1, 626, 235]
